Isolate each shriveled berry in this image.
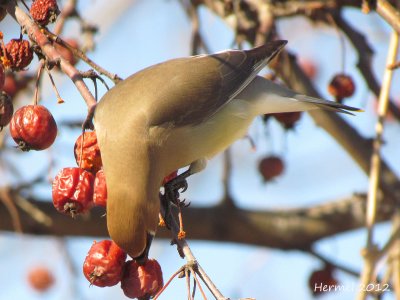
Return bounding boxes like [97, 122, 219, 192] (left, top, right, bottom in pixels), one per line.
[273, 112, 302, 130]
[308, 265, 338, 296]
[83, 240, 127, 287]
[52, 167, 94, 217]
[4, 39, 33, 71]
[74, 130, 102, 173]
[0, 92, 13, 129]
[27, 266, 55, 292]
[121, 259, 164, 299]
[93, 169, 107, 207]
[328, 73, 355, 101]
[30, 0, 60, 26]
[54, 38, 79, 66]
[162, 170, 178, 186]
[9, 104, 57, 151]
[258, 156, 284, 182]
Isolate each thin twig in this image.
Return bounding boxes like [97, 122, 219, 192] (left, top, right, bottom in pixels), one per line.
[358, 30, 399, 300]
[46, 31, 122, 84]
[0, 187, 22, 233]
[309, 249, 360, 277]
[160, 197, 228, 300]
[153, 266, 185, 300]
[6, 4, 98, 120]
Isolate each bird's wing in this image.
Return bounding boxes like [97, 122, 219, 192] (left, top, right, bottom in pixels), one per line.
[145, 40, 287, 127]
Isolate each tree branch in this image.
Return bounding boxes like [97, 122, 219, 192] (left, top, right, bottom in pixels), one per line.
[0, 193, 395, 251]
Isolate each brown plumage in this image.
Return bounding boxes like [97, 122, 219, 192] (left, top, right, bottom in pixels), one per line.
[94, 41, 360, 258]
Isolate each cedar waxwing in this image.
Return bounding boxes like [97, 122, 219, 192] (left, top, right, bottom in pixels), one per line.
[93, 40, 360, 259]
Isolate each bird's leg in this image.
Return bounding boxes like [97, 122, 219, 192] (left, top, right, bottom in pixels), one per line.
[162, 159, 207, 239]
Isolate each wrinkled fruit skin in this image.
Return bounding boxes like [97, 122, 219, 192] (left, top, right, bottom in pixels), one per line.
[328, 74, 355, 101]
[52, 167, 94, 217]
[30, 0, 60, 26]
[273, 112, 302, 130]
[0, 92, 13, 128]
[83, 240, 127, 287]
[162, 170, 178, 186]
[258, 156, 284, 182]
[9, 105, 57, 151]
[27, 266, 55, 292]
[54, 38, 79, 66]
[121, 259, 164, 299]
[308, 265, 338, 296]
[74, 130, 102, 173]
[4, 39, 33, 71]
[93, 169, 107, 207]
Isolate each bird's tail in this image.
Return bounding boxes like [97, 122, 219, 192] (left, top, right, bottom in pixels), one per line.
[294, 94, 363, 115]
[241, 76, 363, 116]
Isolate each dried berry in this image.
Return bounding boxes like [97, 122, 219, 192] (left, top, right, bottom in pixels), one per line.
[162, 170, 178, 186]
[83, 240, 127, 287]
[93, 169, 107, 207]
[273, 112, 302, 130]
[258, 156, 284, 182]
[27, 266, 55, 292]
[30, 0, 60, 25]
[54, 38, 79, 66]
[0, 92, 13, 128]
[74, 130, 102, 173]
[328, 73, 355, 102]
[9, 104, 57, 151]
[121, 259, 164, 299]
[4, 39, 34, 71]
[308, 265, 338, 296]
[52, 167, 94, 217]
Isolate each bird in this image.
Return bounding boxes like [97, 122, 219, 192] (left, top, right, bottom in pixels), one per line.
[93, 40, 360, 259]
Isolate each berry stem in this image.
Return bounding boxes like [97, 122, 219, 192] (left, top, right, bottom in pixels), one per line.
[33, 61, 44, 106]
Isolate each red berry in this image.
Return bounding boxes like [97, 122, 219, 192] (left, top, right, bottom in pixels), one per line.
[162, 170, 178, 186]
[54, 38, 79, 66]
[30, 0, 60, 26]
[258, 156, 284, 182]
[273, 111, 302, 130]
[9, 104, 57, 151]
[0, 63, 4, 90]
[0, 92, 13, 128]
[3, 73, 19, 97]
[3, 72, 32, 97]
[121, 259, 164, 299]
[83, 240, 127, 287]
[308, 265, 338, 296]
[93, 169, 107, 207]
[299, 58, 317, 80]
[4, 39, 34, 71]
[52, 167, 94, 217]
[74, 130, 102, 173]
[328, 74, 355, 101]
[27, 266, 55, 292]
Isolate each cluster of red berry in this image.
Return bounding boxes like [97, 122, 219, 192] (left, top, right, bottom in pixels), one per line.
[52, 131, 105, 216]
[83, 240, 163, 299]
[0, 0, 79, 135]
[50, 131, 164, 298]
